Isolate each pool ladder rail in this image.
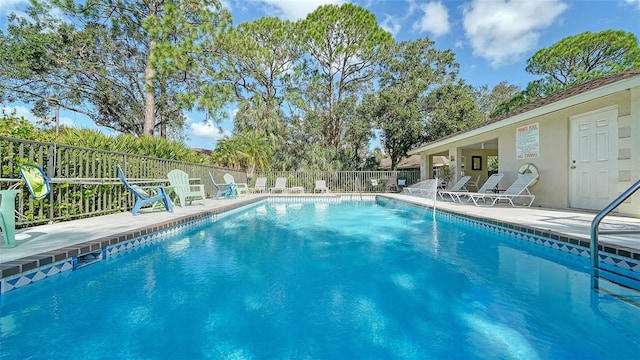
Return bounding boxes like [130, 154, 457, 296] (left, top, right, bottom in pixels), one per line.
[591, 178, 640, 295]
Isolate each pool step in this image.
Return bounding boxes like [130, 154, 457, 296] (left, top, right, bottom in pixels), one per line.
[598, 263, 640, 290]
[595, 264, 640, 306]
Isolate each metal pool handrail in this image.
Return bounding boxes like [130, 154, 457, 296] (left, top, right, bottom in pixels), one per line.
[590, 178, 640, 289]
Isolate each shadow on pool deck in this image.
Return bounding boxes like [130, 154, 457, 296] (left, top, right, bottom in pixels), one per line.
[1, 192, 639, 278]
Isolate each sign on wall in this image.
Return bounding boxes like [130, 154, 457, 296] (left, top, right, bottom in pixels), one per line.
[516, 122, 540, 159]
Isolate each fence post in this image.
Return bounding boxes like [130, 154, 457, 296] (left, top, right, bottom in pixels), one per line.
[47, 143, 56, 222]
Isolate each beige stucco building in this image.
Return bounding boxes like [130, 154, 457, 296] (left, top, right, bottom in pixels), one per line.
[409, 71, 640, 217]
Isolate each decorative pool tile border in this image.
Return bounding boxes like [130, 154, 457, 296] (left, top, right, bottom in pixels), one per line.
[2, 259, 74, 293]
[0, 199, 263, 295]
[1, 195, 368, 294]
[4, 195, 638, 295]
[377, 195, 640, 274]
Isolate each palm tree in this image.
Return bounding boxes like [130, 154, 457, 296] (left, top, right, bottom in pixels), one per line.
[211, 137, 243, 169]
[236, 129, 271, 179]
[211, 130, 272, 177]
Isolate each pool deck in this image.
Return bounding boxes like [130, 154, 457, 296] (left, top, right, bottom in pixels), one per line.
[1, 192, 640, 277]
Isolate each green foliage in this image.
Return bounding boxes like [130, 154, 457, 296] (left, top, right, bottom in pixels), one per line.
[493, 30, 640, 118]
[56, 127, 202, 162]
[473, 81, 521, 120]
[487, 156, 499, 172]
[12, 2, 635, 173]
[219, 17, 299, 149]
[147, 0, 234, 135]
[0, 1, 138, 130]
[0, 0, 233, 138]
[220, 18, 298, 164]
[425, 81, 485, 140]
[0, 109, 53, 142]
[526, 30, 640, 87]
[211, 129, 272, 176]
[360, 88, 426, 171]
[299, 3, 393, 149]
[358, 37, 459, 170]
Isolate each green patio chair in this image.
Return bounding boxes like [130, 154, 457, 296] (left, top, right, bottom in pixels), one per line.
[0, 164, 52, 247]
[167, 169, 206, 207]
[0, 189, 21, 247]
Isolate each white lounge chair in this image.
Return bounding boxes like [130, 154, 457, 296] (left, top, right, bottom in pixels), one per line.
[441, 173, 504, 203]
[314, 180, 329, 193]
[386, 175, 399, 192]
[167, 169, 206, 207]
[437, 176, 471, 200]
[250, 177, 267, 193]
[466, 174, 481, 191]
[270, 177, 288, 193]
[404, 179, 446, 194]
[403, 179, 439, 199]
[468, 173, 538, 207]
[224, 173, 249, 197]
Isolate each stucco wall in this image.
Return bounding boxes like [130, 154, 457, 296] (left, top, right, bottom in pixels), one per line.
[417, 85, 640, 217]
[617, 86, 640, 216]
[498, 91, 631, 210]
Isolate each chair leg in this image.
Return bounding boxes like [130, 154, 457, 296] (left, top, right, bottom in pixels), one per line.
[162, 195, 174, 213]
[132, 200, 144, 215]
[0, 190, 20, 247]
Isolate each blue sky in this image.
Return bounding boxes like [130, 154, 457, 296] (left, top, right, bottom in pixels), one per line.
[1, 0, 639, 150]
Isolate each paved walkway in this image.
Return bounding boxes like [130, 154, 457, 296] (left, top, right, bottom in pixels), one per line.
[1, 193, 639, 267]
[0, 195, 266, 264]
[388, 193, 640, 251]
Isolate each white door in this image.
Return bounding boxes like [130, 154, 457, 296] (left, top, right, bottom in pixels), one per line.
[570, 108, 618, 210]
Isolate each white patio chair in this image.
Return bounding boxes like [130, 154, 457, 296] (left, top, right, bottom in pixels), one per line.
[314, 180, 329, 193]
[250, 177, 267, 193]
[466, 174, 481, 191]
[270, 177, 288, 193]
[442, 173, 504, 203]
[437, 176, 471, 200]
[468, 173, 538, 207]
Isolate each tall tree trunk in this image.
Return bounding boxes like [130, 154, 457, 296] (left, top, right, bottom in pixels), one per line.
[143, 42, 156, 136]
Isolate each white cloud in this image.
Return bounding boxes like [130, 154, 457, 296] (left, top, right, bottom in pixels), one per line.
[190, 120, 231, 140]
[2, 105, 36, 123]
[0, 0, 28, 11]
[626, 0, 640, 10]
[381, 14, 401, 37]
[58, 116, 75, 128]
[252, 0, 344, 20]
[0, 0, 28, 28]
[219, 0, 232, 11]
[412, 1, 451, 37]
[462, 0, 568, 67]
[2, 105, 76, 128]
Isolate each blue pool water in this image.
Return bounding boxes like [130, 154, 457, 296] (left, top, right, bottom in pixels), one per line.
[1, 199, 639, 359]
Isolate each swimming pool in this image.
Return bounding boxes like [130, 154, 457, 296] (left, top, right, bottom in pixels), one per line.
[1, 198, 639, 359]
